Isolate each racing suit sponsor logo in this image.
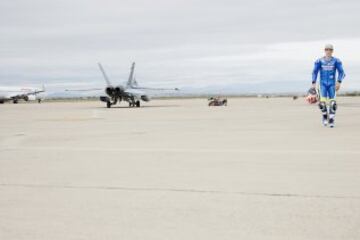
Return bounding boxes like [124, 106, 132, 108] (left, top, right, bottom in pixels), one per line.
[321, 65, 335, 71]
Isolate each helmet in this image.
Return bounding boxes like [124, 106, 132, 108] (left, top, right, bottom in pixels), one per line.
[306, 87, 318, 104]
[324, 44, 334, 50]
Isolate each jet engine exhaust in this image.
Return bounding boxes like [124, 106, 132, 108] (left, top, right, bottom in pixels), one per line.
[105, 87, 115, 96]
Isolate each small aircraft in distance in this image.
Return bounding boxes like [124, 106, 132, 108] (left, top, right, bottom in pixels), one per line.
[0, 85, 45, 104]
[67, 62, 179, 108]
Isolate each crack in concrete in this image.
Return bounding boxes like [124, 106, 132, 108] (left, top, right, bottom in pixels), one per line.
[1, 183, 359, 200]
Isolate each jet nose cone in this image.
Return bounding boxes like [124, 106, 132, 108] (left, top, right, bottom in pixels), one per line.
[115, 86, 125, 94]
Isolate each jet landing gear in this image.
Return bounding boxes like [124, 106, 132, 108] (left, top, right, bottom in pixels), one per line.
[100, 96, 141, 108]
[100, 96, 117, 108]
[129, 99, 141, 108]
[107, 99, 118, 108]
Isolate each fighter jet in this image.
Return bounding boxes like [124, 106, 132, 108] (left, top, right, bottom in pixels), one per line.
[67, 62, 178, 108]
[0, 85, 45, 104]
[99, 62, 180, 108]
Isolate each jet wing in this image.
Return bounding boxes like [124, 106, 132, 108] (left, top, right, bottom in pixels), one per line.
[131, 87, 179, 91]
[125, 88, 145, 97]
[65, 88, 102, 92]
[27, 89, 45, 95]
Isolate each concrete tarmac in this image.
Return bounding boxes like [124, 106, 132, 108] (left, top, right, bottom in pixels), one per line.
[1, 97, 360, 239]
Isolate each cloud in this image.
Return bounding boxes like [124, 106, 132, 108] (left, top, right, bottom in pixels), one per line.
[0, 0, 359, 93]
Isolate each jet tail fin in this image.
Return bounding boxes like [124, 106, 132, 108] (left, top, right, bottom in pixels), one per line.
[126, 62, 136, 88]
[34, 84, 46, 94]
[125, 62, 179, 91]
[98, 63, 113, 86]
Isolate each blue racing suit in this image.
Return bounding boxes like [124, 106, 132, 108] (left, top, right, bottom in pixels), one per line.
[312, 57, 345, 102]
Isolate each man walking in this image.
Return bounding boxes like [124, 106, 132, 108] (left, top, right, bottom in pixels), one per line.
[312, 44, 345, 128]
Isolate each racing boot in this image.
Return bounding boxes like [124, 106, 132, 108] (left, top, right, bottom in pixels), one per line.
[319, 101, 328, 127]
[328, 100, 337, 128]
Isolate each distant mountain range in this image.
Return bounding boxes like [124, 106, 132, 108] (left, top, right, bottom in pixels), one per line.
[45, 81, 309, 98]
[44, 80, 360, 98]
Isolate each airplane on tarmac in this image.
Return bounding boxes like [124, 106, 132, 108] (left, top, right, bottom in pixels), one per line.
[67, 62, 179, 108]
[0, 85, 45, 104]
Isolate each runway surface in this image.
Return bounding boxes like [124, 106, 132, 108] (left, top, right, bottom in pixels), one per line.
[1, 97, 360, 239]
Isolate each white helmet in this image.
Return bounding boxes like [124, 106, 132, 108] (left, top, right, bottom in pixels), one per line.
[325, 44, 334, 50]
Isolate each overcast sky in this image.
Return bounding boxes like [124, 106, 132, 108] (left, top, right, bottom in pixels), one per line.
[1, 0, 359, 93]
